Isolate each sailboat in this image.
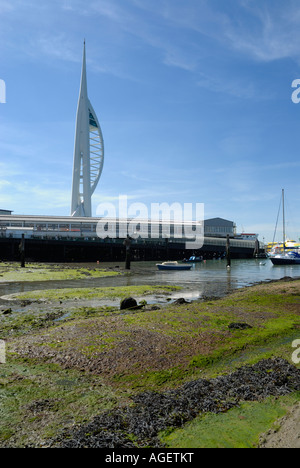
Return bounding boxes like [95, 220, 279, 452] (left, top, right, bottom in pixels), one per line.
[270, 189, 300, 265]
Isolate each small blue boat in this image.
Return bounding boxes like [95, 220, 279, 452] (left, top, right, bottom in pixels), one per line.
[182, 255, 203, 263]
[156, 261, 192, 271]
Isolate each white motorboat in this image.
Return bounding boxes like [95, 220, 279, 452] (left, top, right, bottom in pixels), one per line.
[156, 261, 192, 271]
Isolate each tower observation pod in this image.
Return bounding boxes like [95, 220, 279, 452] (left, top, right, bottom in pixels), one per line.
[71, 41, 104, 217]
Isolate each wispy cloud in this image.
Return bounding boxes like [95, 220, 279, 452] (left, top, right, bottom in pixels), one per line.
[220, 1, 300, 63]
[261, 161, 300, 171]
[34, 34, 80, 64]
[132, 0, 300, 64]
[0, 179, 11, 190]
[0, 0, 15, 14]
[88, 0, 202, 73]
[197, 73, 258, 100]
[4, 1, 300, 71]
[0, 177, 71, 214]
[90, 0, 134, 23]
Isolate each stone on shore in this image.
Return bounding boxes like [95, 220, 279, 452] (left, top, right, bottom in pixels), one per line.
[120, 297, 138, 310]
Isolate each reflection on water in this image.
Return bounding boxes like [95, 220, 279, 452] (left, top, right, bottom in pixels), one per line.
[0, 259, 299, 301]
[125, 258, 300, 300]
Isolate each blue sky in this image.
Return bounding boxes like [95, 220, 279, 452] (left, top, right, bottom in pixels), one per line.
[0, 0, 300, 242]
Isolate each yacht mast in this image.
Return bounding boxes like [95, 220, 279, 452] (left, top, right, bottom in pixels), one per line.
[282, 188, 286, 249]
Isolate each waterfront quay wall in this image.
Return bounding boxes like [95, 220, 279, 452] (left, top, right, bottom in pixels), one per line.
[0, 214, 262, 262]
[0, 236, 259, 263]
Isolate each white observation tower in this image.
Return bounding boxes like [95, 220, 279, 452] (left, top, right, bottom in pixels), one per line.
[71, 41, 104, 217]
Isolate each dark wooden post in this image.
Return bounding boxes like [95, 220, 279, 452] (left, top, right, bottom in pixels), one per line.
[19, 234, 25, 268]
[253, 238, 259, 258]
[226, 234, 231, 268]
[124, 235, 131, 270]
[165, 238, 169, 260]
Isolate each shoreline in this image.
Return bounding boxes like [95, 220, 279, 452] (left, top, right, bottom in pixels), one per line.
[0, 272, 299, 448]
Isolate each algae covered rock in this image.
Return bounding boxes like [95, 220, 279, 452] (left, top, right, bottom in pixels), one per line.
[120, 297, 138, 310]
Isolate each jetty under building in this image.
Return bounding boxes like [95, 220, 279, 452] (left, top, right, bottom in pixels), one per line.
[0, 213, 264, 262]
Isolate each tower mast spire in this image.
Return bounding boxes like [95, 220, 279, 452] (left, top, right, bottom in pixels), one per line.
[71, 41, 104, 217]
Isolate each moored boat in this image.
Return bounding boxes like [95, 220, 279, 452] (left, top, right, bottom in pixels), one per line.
[270, 251, 300, 265]
[156, 261, 192, 271]
[182, 255, 203, 263]
[269, 189, 300, 266]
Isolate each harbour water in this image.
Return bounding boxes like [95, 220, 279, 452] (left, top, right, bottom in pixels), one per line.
[113, 258, 300, 300]
[0, 258, 299, 303]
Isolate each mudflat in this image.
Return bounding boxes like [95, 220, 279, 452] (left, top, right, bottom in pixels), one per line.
[0, 266, 299, 448]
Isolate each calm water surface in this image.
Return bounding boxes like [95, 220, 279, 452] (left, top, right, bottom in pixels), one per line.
[1, 258, 299, 302]
[118, 258, 300, 300]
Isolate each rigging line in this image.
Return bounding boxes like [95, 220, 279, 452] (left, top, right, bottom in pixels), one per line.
[272, 194, 282, 245]
[284, 196, 297, 240]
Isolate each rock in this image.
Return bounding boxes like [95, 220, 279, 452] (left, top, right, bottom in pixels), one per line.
[228, 322, 252, 330]
[281, 276, 293, 282]
[173, 298, 189, 305]
[2, 308, 12, 315]
[120, 297, 138, 310]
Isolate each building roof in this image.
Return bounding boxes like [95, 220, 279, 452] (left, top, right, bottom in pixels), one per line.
[204, 217, 234, 226]
[0, 209, 13, 214]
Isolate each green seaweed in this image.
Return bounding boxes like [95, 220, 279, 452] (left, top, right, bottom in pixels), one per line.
[0, 262, 119, 283]
[160, 393, 300, 448]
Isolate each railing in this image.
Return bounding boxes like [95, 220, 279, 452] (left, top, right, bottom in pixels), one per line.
[0, 228, 260, 250]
